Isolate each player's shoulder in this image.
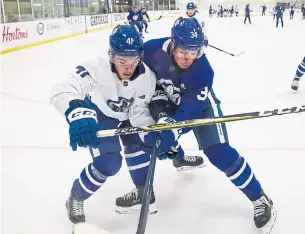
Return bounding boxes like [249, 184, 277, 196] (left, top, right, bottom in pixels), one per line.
[185, 55, 214, 88]
[83, 57, 110, 71]
[195, 54, 213, 73]
[133, 63, 156, 92]
[78, 57, 112, 78]
[141, 63, 156, 83]
[144, 37, 170, 52]
[144, 37, 170, 61]
[143, 37, 170, 62]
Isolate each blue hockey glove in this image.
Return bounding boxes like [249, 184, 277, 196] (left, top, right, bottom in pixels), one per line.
[65, 100, 100, 151]
[144, 117, 180, 160]
[144, 131, 176, 160]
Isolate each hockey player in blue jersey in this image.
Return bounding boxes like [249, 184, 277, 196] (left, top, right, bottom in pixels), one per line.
[127, 6, 144, 36]
[290, 4, 295, 19]
[275, 4, 284, 28]
[244, 4, 252, 24]
[116, 18, 277, 233]
[291, 56, 305, 90]
[184, 2, 209, 47]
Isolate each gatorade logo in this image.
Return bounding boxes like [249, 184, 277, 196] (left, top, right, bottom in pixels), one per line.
[90, 15, 109, 26]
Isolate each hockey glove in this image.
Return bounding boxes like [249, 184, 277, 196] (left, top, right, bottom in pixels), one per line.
[144, 117, 180, 160]
[65, 100, 100, 151]
[204, 36, 209, 47]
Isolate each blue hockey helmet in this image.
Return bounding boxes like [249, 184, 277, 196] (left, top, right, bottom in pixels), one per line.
[109, 25, 144, 58]
[186, 2, 196, 10]
[171, 17, 204, 57]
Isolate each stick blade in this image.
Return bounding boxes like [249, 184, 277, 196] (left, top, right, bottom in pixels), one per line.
[235, 50, 246, 57]
[73, 223, 112, 234]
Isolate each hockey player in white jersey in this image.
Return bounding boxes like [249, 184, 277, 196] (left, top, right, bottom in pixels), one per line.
[185, 2, 209, 47]
[50, 25, 178, 227]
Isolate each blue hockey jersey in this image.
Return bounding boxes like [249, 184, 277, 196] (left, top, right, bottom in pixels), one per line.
[127, 10, 143, 23]
[143, 37, 220, 122]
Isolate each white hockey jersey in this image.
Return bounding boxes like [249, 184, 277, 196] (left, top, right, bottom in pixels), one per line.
[184, 11, 208, 38]
[50, 58, 157, 127]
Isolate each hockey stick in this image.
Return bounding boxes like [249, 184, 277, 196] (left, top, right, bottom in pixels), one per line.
[96, 105, 305, 137]
[208, 44, 246, 57]
[154, 13, 163, 21]
[136, 140, 160, 234]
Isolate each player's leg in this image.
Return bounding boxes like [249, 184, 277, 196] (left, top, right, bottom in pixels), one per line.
[281, 16, 284, 27]
[291, 56, 305, 90]
[276, 16, 279, 27]
[171, 141, 206, 171]
[143, 20, 148, 33]
[66, 110, 122, 224]
[193, 93, 276, 231]
[135, 21, 144, 37]
[115, 120, 157, 214]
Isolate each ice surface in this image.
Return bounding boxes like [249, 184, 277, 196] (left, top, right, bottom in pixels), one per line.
[1, 16, 305, 234]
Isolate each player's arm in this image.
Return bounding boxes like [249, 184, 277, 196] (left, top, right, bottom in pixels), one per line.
[50, 60, 98, 115]
[145, 12, 150, 21]
[50, 60, 100, 151]
[149, 86, 172, 121]
[173, 86, 210, 121]
[127, 12, 134, 23]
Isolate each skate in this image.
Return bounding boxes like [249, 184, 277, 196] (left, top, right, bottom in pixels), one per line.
[66, 195, 85, 224]
[291, 77, 300, 90]
[253, 191, 277, 234]
[173, 155, 206, 171]
[115, 186, 157, 214]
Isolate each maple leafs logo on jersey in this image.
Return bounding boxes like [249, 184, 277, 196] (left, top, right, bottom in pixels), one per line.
[168, 65, 175, 73]
[158, 79, 181, 105]
[107, 97, 134, 112]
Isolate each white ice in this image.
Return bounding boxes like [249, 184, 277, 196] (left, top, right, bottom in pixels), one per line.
[1, 16, 305, 234]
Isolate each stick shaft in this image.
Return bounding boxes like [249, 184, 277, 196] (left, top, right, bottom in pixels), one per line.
[136, 141, 159, 234]
[97, 105, 305, 137]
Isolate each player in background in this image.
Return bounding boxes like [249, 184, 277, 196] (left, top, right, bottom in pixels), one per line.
[272, 6, 277, 21]
[301, 4, 305, 19]
[275, 4, 284, 28]
[218, 5, 224, 17]
[141, 7, 150, 33]
[117, 17, 277, 233]
[185, 2, 208, 47]
[244, 4, 252, 24]
[289, 4, 295, 19]
[291, 56, 305, 90]
[235, 5, 239, 16]
[209, 5, 214, 17]
[50, 25, 178, 224]
[127, 6, 144, 37]
[230, 5, 234, 17]
[261, 5, 267, 16]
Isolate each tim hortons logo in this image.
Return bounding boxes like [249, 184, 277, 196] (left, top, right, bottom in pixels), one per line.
[2, 25, 28, 42]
